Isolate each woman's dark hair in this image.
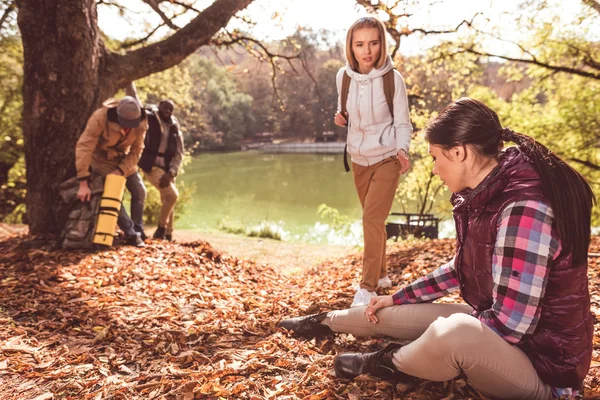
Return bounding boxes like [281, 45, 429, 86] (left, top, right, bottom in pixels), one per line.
[425, 97, 595, 264]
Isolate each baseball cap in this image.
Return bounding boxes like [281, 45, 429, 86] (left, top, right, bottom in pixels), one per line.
[116, 96, 142, 128]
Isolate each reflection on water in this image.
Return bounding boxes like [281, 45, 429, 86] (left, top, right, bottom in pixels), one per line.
[178, 151, 452, 244]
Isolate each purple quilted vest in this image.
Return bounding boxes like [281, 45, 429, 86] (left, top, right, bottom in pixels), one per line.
[451, 147, 593, 388]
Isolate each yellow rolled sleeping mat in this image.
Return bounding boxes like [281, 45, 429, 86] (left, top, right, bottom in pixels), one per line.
[93, 174, 126, 246]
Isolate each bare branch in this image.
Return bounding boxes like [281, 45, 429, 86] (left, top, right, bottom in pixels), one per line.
[216, 33, 303, 63]
[96, 0, 131, 14]
[111, 0, 254, 86]
[583, 54, 600, 70]
[213, 32, 305, 108]
[570, 158, 600, 171]
[397, 14, 479, 37]
[0, 0, 15, 31]
[142, 0, 180, 30]
[119, 7, 190, 49]
[582, 0, 600, 14]
[460, 47, 600, 80]
[300, 55, 324, 104]
[119, 23, 165, 49]
[169, 0, 201, 13]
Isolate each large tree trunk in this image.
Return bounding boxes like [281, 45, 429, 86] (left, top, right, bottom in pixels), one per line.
[16, 0, 253, 235]
[17, 0, 107, 234]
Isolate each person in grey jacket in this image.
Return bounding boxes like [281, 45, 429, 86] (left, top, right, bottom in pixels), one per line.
[334, 17, 412, 307]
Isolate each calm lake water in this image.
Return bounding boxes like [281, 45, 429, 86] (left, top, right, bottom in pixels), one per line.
[177, 151, 453, 244]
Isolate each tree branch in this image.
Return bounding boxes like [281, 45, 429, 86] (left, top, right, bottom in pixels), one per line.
[570, 158, 600, 171]
[169, 0, 201, 13]
[300, 54, 324, 104]
[119, 22, 165, 49]
[0, 0, 15, 31]
[355, 0, 479, 57]
[460, 47, 600, 80]
[142, 0, 180, 30]
[582, 0, 600, 14]
[96, 0, 131, 15]
[396, 14, 479, 38]
[110, 0, 254, 86]
[213, 32, 304, 108]
[119, 7, 191, 49]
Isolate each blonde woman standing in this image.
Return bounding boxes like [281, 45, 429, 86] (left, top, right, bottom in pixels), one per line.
[334, 17, 412, 307]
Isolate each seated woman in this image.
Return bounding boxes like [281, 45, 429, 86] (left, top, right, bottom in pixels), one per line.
[278, 98, 595, 400]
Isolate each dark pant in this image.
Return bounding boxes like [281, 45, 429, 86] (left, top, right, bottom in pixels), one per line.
[117, 206, 138, 239]
[126, 171, 147, 233]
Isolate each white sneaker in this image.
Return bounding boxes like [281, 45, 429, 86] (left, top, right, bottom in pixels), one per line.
[353, 277, 392, 291]
[378, 276, 393, 289]
[351, 288, 377, 308]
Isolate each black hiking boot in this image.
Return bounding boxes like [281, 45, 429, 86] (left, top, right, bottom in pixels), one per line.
[165, 233, 172, 241]
[277, 312, 333, 337]
[125, 234, 146, 248]
[334, 343, 410, 381]
[153, 226, 166, 240]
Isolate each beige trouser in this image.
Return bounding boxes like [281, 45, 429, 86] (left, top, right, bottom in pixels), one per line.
[143, 167, 179, 234]
[352, 157, 401, 292]
[323, 304, 554, 400]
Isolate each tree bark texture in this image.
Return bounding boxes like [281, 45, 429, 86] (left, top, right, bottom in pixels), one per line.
[16, 0, 253, 234]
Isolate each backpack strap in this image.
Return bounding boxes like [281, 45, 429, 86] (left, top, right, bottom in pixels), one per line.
[382, 69, 395, 118]
[341, 72, 351, 116]
[341, 72, 351, 172]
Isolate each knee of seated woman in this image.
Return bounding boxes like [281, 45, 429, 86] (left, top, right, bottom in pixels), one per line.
[427, 313, 483, 350]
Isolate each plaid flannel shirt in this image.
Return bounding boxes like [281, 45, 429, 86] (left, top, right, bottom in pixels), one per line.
[392, 200, 560, 343]
[391, 200, 569, 396]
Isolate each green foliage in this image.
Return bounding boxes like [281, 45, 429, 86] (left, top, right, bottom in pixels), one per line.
[392, 48, 482, 218]
[2, 157, 26, 223]
[183, 56, 255, 150]
[217, 218, 247, 235]
[139, 178, 196, 227]
[317, 203, 356, 239]
[0, 34, 25, 221]
[315, 59, 345, 136]
[246, 222, 283, 240]
[464, 79, 600, 224]
[218, 218, 284, 241]
[396, 139, 451, 218]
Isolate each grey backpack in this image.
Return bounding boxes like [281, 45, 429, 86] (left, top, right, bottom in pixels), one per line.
[58, 175, 105, 250]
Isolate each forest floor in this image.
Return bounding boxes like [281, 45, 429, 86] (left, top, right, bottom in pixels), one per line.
[0, 225, 599, 399]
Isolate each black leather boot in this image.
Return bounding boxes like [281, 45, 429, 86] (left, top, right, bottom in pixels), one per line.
[153, 226, 166, 240]
[277, 312, 333, 337]
[334, 343, 410, 381]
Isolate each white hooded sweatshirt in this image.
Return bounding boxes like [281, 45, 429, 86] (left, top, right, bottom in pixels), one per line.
[336, 55, 412, 166]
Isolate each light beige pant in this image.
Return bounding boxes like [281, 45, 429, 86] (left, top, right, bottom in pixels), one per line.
[323, 303, 554, 400]
[352, 157, 401, 292]
[143, 167, 179, 234]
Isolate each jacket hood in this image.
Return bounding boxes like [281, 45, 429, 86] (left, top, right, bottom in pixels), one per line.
[344, 54, 394, 82]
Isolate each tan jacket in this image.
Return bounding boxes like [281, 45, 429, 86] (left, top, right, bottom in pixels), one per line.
[75, 99, 148, 179]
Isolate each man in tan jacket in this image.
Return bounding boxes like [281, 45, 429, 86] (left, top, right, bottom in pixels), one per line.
[75, 96, 148, 247]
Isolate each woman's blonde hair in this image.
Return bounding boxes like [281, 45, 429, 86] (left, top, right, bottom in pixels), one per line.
[345, 17, 388, 72]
